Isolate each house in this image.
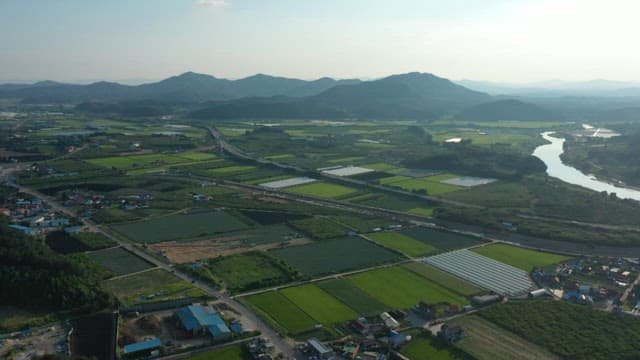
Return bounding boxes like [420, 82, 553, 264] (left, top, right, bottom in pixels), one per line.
[412, 302, 437, 320]
[380, 312, 399, 329]
[388, 330, 410, 348]
[350, 318, 369, 335]
[176, 304, 231, 340]
[438, 324, 465, 343]
[307, 338, 334, 360]
[123, 338, 161, 358]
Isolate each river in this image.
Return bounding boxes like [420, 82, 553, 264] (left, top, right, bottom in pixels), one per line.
[532, 132, 640, 201]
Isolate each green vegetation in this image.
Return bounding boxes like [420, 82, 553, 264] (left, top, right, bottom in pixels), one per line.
[186, 345, 251, 360]
[205, 252, 301, 292]
[86, 153, 189, 169]
[349, 266, 468, 308]
[112, 210, 249, 243]
[407, 207, 434, 217]
[400, 227, 485, 251]
[389, 177, 462, 195]
[45, 230, 116, 254]
[403, 262, 482, 296]
[244, 291, 317, 334]
[480, 300, 640, 359]
[401, 332, 470, 360]
[367, 231, 437, 256]
[317, 279, 388, 315]
[562, 131, 640, 187]
[472, 244, 570, 271]
[104, 268, 207, 306]
[0, 218, 115, 313]
[281, 284, 359, 324]
[288, 217, 348, 239]
[449, 315, 560, 360]
[87, 247, 154, 276]
[287, 182, 358, 199]
[270, 237, 401, 276]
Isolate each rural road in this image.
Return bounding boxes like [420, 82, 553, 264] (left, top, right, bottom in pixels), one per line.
[1, 168, 296, 359]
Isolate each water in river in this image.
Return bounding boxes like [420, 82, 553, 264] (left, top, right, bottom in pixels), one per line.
[532, 132, 640, 201]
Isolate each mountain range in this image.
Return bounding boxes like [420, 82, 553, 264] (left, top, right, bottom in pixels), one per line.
[0, 72, 361, 103]
[0, 71, 567, 121]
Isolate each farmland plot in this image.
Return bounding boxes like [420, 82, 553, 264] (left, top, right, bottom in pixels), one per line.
[270, 237, 401, 276]
[112, 210, 250, 243]
[87, 247, 154, 276]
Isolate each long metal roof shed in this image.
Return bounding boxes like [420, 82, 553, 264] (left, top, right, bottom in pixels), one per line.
[123, 338, 162, 354]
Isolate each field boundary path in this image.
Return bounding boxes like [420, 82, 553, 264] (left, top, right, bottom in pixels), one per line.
[0, 170, 296, 359]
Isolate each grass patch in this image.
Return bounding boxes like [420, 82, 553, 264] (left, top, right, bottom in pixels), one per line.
[207, 165, 256, 175]
[270, 237, 401, 276]
[87, 247, 154, 276]
[407, 207, 434, 217]
[401, 334, 468, 360]
[363, 162, 399, 171]
[392, 177, 462, 195]
[244, 291, 317, 334]
[207, 252, 300, 293]
[287, 182, 358, 199]
[367, 232, 437, 256]
[349, 267, 468, 309]
[400, 227, 485, 251]
[379, 175, 412, 185]
[281, 284, 359, 324]
[86, 153, 188, 169]
[104, 269, 207, 307]
[402, 262, 482, 296]
[288, 217, 349, 239]
[178, 152, 218, 161]
[317, 279, 388, 316]
[472, 244, 570, 271]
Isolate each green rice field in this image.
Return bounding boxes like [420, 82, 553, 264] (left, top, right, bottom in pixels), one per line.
[317, 279, 388, 315]
[402, 262, 482, 296]
[244, 291, 317, 334]
[270, 236, 401, 276]
[472, 244, 571, 271]
[287, 182, 358, 199]
[281, 284, 358, 324]
[367, 232, 437, 256]
[112, 211, 250, 243]
[349, 266, 468, 308]
[87, 246, 154, 276]
[400, 227, 486, 251]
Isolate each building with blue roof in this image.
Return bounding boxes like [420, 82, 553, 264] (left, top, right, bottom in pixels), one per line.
[176, 304, 231, 340]
[123, 337, 162, 356]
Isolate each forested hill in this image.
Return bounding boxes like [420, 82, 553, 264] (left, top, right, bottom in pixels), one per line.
[0, 72, 361, 103]
[190, 72, 492, 120]
[455, 99, 563, 121]
[0, 216, 115, 312]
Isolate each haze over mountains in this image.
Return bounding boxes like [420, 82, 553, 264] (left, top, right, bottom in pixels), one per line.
[3, 71, 639, 121]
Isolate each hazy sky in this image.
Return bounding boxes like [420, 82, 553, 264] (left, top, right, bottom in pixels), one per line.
[1, 0, 639, 83]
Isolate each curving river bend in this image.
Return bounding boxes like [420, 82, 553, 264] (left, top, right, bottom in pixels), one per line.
[532, 132, 640, 201]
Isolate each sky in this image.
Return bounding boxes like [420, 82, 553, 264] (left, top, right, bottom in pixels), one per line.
[1, 0, 640, 83]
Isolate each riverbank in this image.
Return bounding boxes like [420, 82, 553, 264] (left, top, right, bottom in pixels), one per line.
[532, 132, 640, 201]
